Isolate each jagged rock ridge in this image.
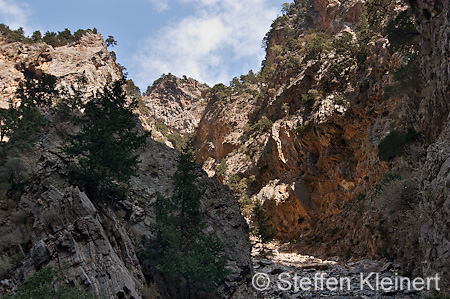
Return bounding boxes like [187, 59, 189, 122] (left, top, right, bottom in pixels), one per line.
[0, 32, 121, 108]
[0, 34, 254, 298]
[144, 0, 449, 293]
[142, 74, 209, 134]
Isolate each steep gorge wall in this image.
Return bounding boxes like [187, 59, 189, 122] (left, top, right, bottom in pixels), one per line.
[409, 0, 450, 289]
[141, 74, 209, 134]
[194, 0, 396, 240]
[0, 35, 254, 298]
[190, 0, 449, 291]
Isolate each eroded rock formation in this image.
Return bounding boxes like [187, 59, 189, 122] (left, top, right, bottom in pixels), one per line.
[0, 32, 121, 108]
[144, 0, 449, 292]
[0, 34, 254, 298]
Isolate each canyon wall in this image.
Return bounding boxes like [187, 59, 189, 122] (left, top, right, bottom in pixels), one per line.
[0, 33, 254, 298]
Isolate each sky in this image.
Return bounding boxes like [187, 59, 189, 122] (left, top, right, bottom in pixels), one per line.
[0, 0, 289, 90]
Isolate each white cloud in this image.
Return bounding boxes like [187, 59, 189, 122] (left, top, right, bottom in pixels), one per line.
[133, 0, 280, 87]
[0, 0, 31, 34]
[148, 0, 170, 12]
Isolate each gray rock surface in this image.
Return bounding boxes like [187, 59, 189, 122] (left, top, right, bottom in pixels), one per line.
[0, 35, 254, 298]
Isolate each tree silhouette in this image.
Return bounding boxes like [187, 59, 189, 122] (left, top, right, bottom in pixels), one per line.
[65, 79, 146, 197]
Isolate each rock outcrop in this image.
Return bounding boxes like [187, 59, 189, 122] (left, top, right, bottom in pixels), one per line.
[142, 74, 209, 134]
[0, 32, 121, 108]
[143, 0, 449, 293]
[408, 0, 450, 289]
[0, 35, 254, 298]
[194, 0, 394, 241]
[0, 127, 253, 298]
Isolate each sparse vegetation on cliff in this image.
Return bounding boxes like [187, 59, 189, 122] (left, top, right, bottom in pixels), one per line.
[10, 265, 99, 299]
[377, 128, 418, 161]
[141, 149, 229, 297]
[0, 24, 98, 47]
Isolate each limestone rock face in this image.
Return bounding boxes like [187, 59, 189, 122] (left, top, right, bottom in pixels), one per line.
[409, 0, 450, 141]
[408, 0, 450, 289]
[19, 185, 145, 299]
[309, 0, 364, 33]
[0, 125, 254, 298]
[194, 0, 395, 241]
[0, 115, 254, 299]
[0, 32, 121, 108]
[177, 0, 449, 292]
[142, 74, 209, 134]
[135, 0, 450, 292]
[0, 36, 254, 298]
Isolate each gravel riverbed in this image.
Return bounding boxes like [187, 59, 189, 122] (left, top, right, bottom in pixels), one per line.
[251, 243, 434, 298]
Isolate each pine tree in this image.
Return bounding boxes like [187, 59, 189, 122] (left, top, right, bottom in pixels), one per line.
[65, 79, 146, 197]
[142, 149, 229, 298]
[0, 74, 57, 155]
[105, 36, 117, 47]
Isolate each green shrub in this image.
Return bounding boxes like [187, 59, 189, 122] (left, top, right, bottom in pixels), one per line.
[380, 172, 402, 185]
[386, 9, 419, 50]
[227, 175, 248, 195]
[0, 74, 58, 158]
[376, 172, 402, 192]
[377, 128, 418, 161]
[364, 0, 396, 32]
[305, 33, 332, 59]
[281, 2, 295, 15]
[242, 116, 273, 137]
[393, 53, 419, 88]
[208, 83, 232, 106]
[167, 132, 193, 152]
[137, 99, 150, 117]
[238, 194, 254, 218]
[215, 159, 228, 182]
[333, 31, 358, 58]
[11, 265, 99, 299]
[252, 200, 276, 248]
[295, 125, 308, 137]
[0, 24, 97, 47]
[64, 79, 146, 196]
[154, 119, 169, 136]
[256, 116, 273, 132]
[0, 25, 26, 43]
[302, 89, 319, 107]
[334, 94, 346, 106]
[0, 157, 29, 191]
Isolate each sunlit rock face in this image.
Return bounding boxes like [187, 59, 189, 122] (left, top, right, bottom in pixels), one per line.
[0, 34, 254, 298]
[0, 32, 121, 108]
[141, 74, 209, 134]
[146, 0, 449, 292]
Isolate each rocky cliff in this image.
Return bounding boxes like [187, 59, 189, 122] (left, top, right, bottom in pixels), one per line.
[142, 74, 209, 134]
[0, 32, 121, 108]
[0, 34, 254, 298]
[194, 0, 398, 242]
[408, 0, 450, 290]
[144, 0, 449, 293]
